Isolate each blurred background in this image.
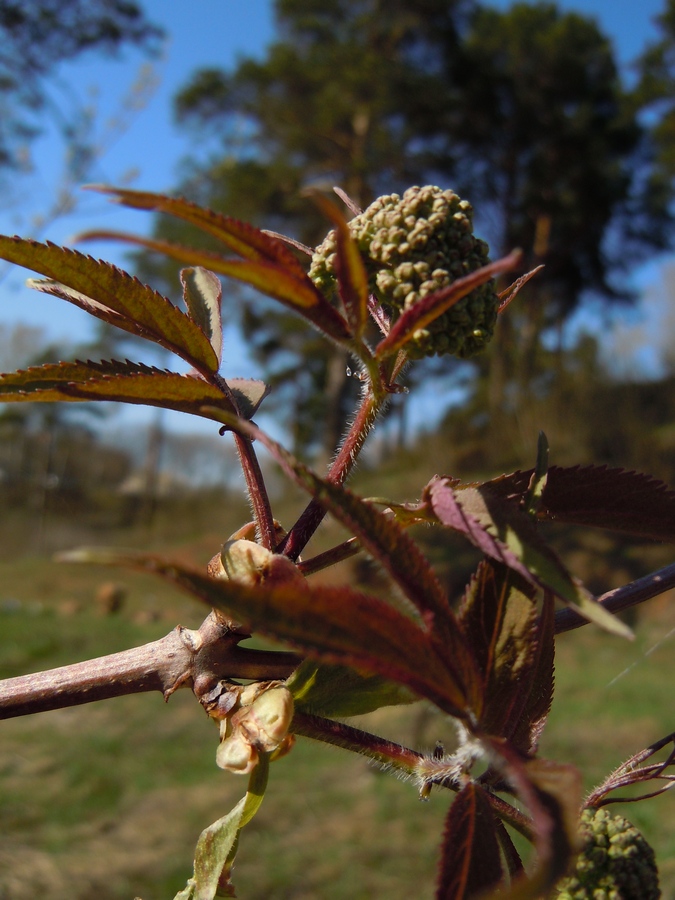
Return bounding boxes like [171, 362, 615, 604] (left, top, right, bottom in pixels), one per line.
[1, 1, 675, 897]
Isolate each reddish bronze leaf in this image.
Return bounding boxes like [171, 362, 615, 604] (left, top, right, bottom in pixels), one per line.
[88, 184, 308, 273]
[63, 550, 472, 718]
[0, 361, 253, 422]
[0, 236, 219, 374]
[427, 477, 632, 638]
[375, 251, 520, 360]
[436, 783, 504, 900]
[77, 230, 354, 344]
[482, 739, 581, 900]
[310, 192, 369, 338]
[458, 562, 540, 743]
[486, 465, 675, 543]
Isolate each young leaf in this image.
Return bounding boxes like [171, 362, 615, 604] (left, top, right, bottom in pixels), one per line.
[426, 477, 632, 638]
[436, 783, 504, 900]
[76, 231, 354, 343]
[458, 561, 539, 741]
[288, 660, 414, 718]
[181, 267, 223, 366]
[205, 412, 482, 711]
[481, 741, 582, 900]
[309, 191, 369, 338]
[486, 464, 675, 543]
[186, 753, 269, 900]
[375, 251, 521, 360]
[88, 184, 309, 273]
[0, 236, 219, 374]
[61, 549, 473, 718]
[0, 361, 249, 421]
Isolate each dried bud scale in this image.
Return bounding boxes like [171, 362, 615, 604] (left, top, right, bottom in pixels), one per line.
[310, 185, 499, 359]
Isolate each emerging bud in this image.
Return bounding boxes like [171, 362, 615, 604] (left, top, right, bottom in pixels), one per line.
[554, 807, 660, 900]
[310, 185, 499, 359]
[216, 682, 295, 775]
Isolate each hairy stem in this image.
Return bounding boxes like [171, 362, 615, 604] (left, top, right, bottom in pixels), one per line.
[234, 433, 277, 550]
[279, 389, 384, 559]
[0, 612, 300, 720]
[292, 711, 533, 840]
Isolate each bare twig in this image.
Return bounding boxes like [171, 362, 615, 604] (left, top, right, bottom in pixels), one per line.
[555, 561, 675, 634]
[0, 611, 299, 720]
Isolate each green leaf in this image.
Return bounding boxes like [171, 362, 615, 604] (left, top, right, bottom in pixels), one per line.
[0, 361, 249, 422]
[61, 548, 472, 718]
[427, 477, 632, 638]
[188, 753, 269, 900]
[436, 783, 504, 899]
[375, 251, 520, 360]
[77, 230, 354, 343]
[0, 235, 219, 374]
[288, 660, 414, 718]
[487, 464, 675, 543]
[181, 267, 223, 365]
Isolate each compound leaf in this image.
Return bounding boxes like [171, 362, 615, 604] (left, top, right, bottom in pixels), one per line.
[0, 235, 219, 374]
[436, 783, 504, 900]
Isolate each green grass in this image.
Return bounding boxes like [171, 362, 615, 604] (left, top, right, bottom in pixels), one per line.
[2, 548, 675, 898]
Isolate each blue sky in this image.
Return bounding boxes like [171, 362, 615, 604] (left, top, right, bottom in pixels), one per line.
[0, 0, 671, 427]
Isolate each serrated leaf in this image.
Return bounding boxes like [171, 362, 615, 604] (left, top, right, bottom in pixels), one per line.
[88, 184, 308, 273]
[458, 561, 539, 741]
[436, 783, 504, 900]
[375, 251, 521, 360]
[189, 753, 269, 900]
[310, 192, 369, 338]
[61, 548, 472, 718]
[205, 412, 482, 712]
[481, 740, 581, 900]
[0, 235, 219, 373]
[0, 362, 245, 422]
[181, 267, 223, 365]
[487, 464, 675, 543]
[76, 230, 354, 343]
[288, 660, 414, 718]
[427, 478, 632, 638]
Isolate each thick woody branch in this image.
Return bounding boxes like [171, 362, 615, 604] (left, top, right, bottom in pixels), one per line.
[0, 611, 300, 720]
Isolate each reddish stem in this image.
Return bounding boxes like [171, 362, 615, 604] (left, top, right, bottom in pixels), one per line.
[279, 390, 381, 559]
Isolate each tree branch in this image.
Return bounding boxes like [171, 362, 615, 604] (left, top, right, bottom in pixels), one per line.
[555, 560, 675, 634]
[0, 611, 300, 720]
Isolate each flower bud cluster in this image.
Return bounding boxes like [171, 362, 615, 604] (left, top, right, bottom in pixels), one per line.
[555, 807, 660, 900]
[310, 185, 499, 359]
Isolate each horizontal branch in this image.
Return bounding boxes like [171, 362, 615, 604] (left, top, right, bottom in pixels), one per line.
[0, 611, 300, 720]
[555, 560, 675, 635]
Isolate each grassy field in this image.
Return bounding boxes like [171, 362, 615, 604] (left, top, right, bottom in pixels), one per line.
[1, 533, 675, 898]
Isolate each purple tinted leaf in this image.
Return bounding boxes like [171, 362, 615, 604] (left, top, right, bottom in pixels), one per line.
[487, 465, 675, 543]
[436, 783, 504, 899]
[63, 549, 472, 717]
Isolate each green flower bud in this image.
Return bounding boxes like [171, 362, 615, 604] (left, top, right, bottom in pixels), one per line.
[554, 808, 660, 900]
[310, 185, 499, 359]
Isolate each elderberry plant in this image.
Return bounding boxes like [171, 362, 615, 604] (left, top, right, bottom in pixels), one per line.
[0, 185, 674, 899]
